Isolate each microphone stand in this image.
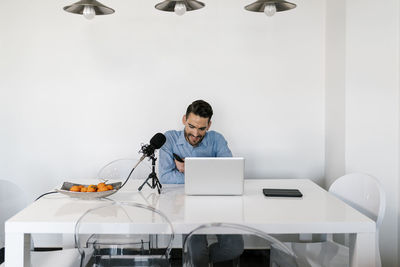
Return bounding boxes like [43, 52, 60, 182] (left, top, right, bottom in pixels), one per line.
[138, 154, 162, 194]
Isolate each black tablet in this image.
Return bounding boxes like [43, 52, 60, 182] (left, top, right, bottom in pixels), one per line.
[263, 188, 303, 198]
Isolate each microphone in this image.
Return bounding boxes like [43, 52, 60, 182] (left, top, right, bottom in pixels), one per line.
[121, 133, 166, 190]
[140, 133, 166, 159]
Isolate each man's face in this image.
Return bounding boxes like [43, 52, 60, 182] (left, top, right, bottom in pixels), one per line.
[183, 113, 211, 146]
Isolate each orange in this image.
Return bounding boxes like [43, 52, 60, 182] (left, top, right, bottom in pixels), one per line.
[97, 182, 106, 188]
[87, 187, 96, 192]
[80, 187, 88, 192]
[97, 186, 109, 192]
[70, 185, 80, 192]
[107, 185, 113, 190]
[88, 184, 97, 190]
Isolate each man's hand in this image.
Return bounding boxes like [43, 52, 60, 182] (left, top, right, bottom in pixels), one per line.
[175, 159, 185, 173]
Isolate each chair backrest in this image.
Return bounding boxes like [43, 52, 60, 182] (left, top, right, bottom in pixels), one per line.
[329, 173, 386, 229]
[97, 158, 151, 181]
[0, 180, 27, 248]
[74, 201, 174, 267]
[183, 222, 298, 267]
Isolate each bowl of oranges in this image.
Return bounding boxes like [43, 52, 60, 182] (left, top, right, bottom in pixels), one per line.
[57, 181, 122, 199]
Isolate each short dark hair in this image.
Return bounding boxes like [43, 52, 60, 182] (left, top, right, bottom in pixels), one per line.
[186, 100, 213, 121]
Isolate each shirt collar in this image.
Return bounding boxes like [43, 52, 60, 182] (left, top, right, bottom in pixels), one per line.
[177, 129, 209, 147]
[177, 130, 186, 145]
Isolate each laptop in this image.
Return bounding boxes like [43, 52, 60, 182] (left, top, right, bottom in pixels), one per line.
[184, 157, 245, 195]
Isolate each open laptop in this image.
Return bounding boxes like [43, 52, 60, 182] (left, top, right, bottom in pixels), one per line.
[184, 157, 245, 195]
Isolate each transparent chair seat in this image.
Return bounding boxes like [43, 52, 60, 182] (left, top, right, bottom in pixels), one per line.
[87, 254, 170, 267]
[75, 201, 174, 267]
[88, 234, 151, 257]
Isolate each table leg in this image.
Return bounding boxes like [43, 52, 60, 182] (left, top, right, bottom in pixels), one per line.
[5, 233, 31, 267]
[349, 232, 376, 267]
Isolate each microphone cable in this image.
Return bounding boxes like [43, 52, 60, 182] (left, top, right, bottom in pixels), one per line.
[120, 165, 136, 189]
[119, 155, 146, 189]
[35, 191, 58, 201]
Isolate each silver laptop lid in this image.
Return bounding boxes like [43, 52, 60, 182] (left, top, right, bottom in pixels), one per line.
[184, 157, 244, 196]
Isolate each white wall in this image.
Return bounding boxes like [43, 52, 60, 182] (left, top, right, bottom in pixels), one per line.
[324, 0, 400, 265]
[325, 0, 345, 187]
[0, 0, 325, 201]
[344, 0, 399, 266]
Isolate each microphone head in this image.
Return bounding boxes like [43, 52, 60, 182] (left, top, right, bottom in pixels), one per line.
[150, 133, 166, 149]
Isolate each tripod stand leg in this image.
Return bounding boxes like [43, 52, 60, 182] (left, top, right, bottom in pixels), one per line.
[137, 155, 162, 194]
[156, 180, 161, 194]
[153, 175, 162, 194]
[138, 174, 153, 191]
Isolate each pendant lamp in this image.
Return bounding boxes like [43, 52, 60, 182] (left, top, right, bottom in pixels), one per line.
[155, 0, 205, 16]
[245, 0, 296, 17]
[64, 0, 115, 20]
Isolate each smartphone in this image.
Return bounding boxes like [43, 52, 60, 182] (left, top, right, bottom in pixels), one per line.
[173, 153, 184, 163]
[262, 188, 303, 198]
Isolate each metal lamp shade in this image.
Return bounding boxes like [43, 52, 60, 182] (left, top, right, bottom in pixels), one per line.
[245, 0, 296, 13]
[155, 0, 205, 12]
[64, 0, 115, 15]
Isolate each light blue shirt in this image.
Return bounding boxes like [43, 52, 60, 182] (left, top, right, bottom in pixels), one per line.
[159, 130, 232, 184]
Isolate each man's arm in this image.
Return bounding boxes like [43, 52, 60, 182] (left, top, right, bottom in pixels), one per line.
[158, 136, 184, 184]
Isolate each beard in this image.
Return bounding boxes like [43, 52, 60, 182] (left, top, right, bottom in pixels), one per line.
[184, 129, 205, 146]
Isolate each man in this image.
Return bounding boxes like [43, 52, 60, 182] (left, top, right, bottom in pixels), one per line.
[159, 99, 232, 184]
[159, 100, 243, 266]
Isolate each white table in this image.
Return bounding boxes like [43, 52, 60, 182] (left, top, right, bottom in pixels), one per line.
[5, 179, 376, 267]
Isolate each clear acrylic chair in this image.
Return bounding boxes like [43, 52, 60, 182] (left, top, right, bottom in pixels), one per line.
[270, 173, 386, 267]
[183, 222, 298, 267]
[75, 201, 175, 267]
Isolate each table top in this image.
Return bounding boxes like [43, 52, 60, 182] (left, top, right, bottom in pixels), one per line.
[6, 179, 375, 235]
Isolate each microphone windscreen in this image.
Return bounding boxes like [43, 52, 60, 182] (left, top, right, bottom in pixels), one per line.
[150, 133, 166, 149]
